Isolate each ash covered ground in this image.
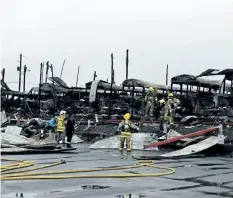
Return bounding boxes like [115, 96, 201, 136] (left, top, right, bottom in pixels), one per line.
[1, 144, 233, 198]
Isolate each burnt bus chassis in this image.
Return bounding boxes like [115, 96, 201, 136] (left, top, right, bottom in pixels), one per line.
[1, 69, 233, 122]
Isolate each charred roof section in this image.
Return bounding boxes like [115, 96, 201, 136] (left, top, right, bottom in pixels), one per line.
[48, 77, 69, 88]
[85, 80, 108, 88]
[1, 80, 12, 91]
[196, 69, 233, 81]
[30, 83, 68, 93]
[171, 74, 221, 90]
[122, 79, 167, 89]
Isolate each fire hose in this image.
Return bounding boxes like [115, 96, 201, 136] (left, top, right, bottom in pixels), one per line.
[1, 158, 175, 180]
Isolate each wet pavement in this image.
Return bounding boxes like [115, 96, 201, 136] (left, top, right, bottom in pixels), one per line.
[1, 144, 233, 198]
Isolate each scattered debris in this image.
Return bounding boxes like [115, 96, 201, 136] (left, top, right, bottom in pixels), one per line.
[161, 136, 220, 158]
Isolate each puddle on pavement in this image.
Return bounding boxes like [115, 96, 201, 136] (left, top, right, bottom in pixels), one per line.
[200, 191, 233, 197]
[81, 185, 110, 190]
[2, 192, 38, 198]
[124, 171, 140, 174]
[116, 193, 147, 198]
[185, 178, 226, 187]
[208, 167, 230, 170]
[161, 184, 201, 191]
[195, 163, 224, 167]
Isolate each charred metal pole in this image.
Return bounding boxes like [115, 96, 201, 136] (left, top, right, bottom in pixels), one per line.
[76, 65, 80, 87]
[1, 68, 5, 81]
[231, 80, 233, 95]
[46, 61, 56, 116]
[45, 62, 49, 82]
[38, 63, 43, 115]
[50, 64, 56, 116]
[41, 62, 44, 84]
[166, 64, 169, 95]
[223, 77, 226, 94]
[41, 65, 44, 84]
[112, 69, 115, 84]
[93, 71, 97, 81]
[109, 53, 114, 117]
[126, 49, 129, 80]
[60, 59, 66, 79]
[166, 64, 168, 86]
[23, 65, 27, 92]
[18, 54, 22, 92]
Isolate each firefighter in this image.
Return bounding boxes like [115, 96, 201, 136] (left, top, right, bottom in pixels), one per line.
[55, 110, 66, 145]
[167, 93, 178, 125]
[159, 99, 169, 133]
[65, 111, 75, 148]
[145, 87, 157, 117]
[117, 113, 140, 152]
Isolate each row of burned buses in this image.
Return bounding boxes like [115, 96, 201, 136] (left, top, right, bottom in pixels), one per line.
[1, 69, 233, 116]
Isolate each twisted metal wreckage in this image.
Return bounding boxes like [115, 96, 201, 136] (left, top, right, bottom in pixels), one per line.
[1, 68, 233, 156]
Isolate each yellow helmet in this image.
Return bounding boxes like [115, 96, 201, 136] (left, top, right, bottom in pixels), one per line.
[159, 99, 166, 104]
[149, 87, 154, 92]
[169, 93, 174, 97]
[124, 113, 131, 120]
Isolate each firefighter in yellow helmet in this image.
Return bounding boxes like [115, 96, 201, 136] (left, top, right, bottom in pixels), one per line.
[55, 110, 66, 145]
[167, 93, 178, 125]
[117, 113, 140, 152]
[145, 87, 157, 117]
[159, 99, 169, 133]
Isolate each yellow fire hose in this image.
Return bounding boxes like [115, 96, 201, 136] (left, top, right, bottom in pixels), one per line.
[1, 158, 175, 181]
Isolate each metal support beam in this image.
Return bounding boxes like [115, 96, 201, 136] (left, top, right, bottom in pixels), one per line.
[93, 71, 97, 81]
[126, 49, 129, 80]
[1, 68, 5, 81]
[109, 53, 114, 117]
[60, 59, 66, 79]
[23, 65, 27, 92]
[231, 80, 233, 95]
[223, 77, 226, 94]
[38, 63, 44, 116]
[18, 54, 22, 92]
[46, 61, 56, 116]
[45, 62, 49, 82]
[76, 66, 80, 87]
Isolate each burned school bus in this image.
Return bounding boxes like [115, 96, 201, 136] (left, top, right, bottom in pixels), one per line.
[1, 80, 29, 113]
[171, 69, 233, 117]
[2, 68, 232, 120]
[86, 79, 176, 117]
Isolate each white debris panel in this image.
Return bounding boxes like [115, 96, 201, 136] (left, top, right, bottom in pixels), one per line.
[1, 125, 83, 147]
[89, 133, 156, 150]
[0, 110, 8, 125]
[161, 136, 219, 157]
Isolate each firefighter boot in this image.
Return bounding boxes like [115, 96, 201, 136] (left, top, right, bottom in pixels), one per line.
[119, 137, 125, 151]
[126, 137, 131, 152]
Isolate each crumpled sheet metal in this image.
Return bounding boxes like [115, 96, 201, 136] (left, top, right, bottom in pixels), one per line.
[4, 126, 22, 136]
[89, 133, 156, 150]
[181, 116, 198, 123]
[161, 136, 219, 157]
[159, 129, 191, 142]
[1, 132, 56, 147]
[1, 133, 35, 146]
[1, 132, 82, 148]
[0, 110, 7, 125]
[71, 135, 84, 143]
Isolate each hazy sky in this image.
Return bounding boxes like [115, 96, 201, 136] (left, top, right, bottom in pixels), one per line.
[1, 0, 233, 91]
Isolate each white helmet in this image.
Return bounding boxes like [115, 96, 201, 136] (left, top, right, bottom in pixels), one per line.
[60, 110, 66, 115]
